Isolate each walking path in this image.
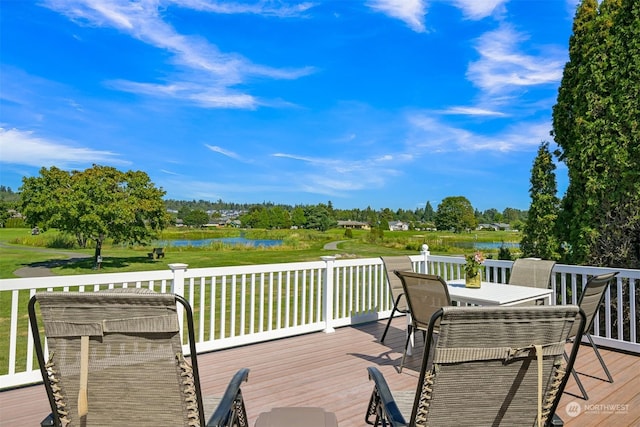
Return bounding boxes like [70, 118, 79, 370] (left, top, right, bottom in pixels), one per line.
[323, 240, 347, 250]
[0, 242, 89, 277]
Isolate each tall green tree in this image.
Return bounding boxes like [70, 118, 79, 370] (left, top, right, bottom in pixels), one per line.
[291, 206, 306, 228]
[304, 204, 335, 231]
[423, 201, 435, 222]
[434, 196, 477, 233]
[520, 142, 560, 259]
[183, 209, 209, 227]
[270, 206, 291, 229]
[20, 165, 169, 265]
[551, 0, 640, 266]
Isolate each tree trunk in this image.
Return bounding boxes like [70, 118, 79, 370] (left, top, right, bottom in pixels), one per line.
[93, 239, 102, 269]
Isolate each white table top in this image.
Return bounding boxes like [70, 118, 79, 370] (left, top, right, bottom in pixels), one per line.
[446, 279, 553, 306]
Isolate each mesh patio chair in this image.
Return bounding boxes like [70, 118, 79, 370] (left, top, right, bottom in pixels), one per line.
[394, 271, 451, 373]
[379, 256, 414, 343]
[508, 258, 556, 305]
[565, 271, 618, 400]
[365, 305, 586, 427]
[28, 289, 250, 427]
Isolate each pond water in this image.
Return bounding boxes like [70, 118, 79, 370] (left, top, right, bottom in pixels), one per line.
[451, 241, 520, 250]
[159, 237, 283, 248]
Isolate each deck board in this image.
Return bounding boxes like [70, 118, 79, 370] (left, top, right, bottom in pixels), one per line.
[1, 316, 638, 426]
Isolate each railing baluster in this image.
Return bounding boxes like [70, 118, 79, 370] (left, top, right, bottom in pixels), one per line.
[2, 255, 638, 389]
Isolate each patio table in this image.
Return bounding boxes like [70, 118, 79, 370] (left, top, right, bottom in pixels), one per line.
[405, 280, 553, 355]
[446, 279, 553, 306]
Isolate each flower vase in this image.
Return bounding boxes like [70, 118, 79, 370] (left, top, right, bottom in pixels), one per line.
[465, 274, 481, 288]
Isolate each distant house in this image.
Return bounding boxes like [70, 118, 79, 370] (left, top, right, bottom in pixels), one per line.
[337, 220, 370, 230]
[388, 221, 409, 231]
[478, 223, 511, 231]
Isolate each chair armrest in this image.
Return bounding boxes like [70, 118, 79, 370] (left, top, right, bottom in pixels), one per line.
[207, 368, 250, 427]
[366, 367, 407, 426]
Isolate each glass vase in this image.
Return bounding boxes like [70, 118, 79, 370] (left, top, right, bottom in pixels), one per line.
[465, 274, 481, 288]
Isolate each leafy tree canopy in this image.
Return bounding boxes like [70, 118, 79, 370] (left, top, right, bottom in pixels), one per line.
[20, 165, 169, 262]
[183, 209, 210, 227]
[434, 196, 477, 233]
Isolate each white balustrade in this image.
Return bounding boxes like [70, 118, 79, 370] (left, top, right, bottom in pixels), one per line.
[0, 250, 637, 389]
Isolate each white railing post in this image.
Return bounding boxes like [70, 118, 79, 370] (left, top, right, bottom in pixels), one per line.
[420, 244, 430, 273]
[321, 256, 336, 333]
[169, 263, 189, 339]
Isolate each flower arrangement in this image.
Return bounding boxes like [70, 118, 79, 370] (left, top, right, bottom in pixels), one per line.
[464, 251, 485, 278]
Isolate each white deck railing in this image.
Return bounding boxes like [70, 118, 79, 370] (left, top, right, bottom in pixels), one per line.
[1, 248, 637, 389]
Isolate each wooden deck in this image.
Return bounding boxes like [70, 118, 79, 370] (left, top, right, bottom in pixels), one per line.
[1, 317, 638, 426]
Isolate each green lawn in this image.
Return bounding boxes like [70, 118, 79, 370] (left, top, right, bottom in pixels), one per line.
[0, 226, 521, 376]
[0, 227, 521, 279]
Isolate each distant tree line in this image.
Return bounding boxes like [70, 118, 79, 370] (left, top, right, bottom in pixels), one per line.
[5, 183, 527, 233]
[168, 197, 527, 232]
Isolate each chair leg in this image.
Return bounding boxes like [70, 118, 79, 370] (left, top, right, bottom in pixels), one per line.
[564, 352, 588, 400]
[399, 325, 413, 373]
[571, 367, 589, 400]
[586, 333, 614, 383]
[380, 307, 397, 343]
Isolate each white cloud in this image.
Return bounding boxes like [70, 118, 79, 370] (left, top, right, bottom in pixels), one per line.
[440, 106, 507, 117]
[109, 80, 260, 109]
[171, 0, 317, 18]
[272, 151, 402, 196]
[450, 0, 508, 20]
[407, 113, 551, 153]
[205, 144, 243, 160]
[467, 26, 565, 94]
[0, 127, 128, 168]
[367, 0, 427, 33]
[41, 0, 315, 108]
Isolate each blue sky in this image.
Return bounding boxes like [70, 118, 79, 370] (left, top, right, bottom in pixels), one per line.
[1, 0, 581, 212]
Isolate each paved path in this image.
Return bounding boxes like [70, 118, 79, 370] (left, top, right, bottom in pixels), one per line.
[323, 240, 347, 250]
[0, 242, 90, 277]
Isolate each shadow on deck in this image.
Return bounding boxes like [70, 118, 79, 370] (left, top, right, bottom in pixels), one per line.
[1, 317, 638, 426]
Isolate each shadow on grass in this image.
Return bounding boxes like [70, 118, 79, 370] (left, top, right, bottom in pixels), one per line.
[24, 256, 159, 271]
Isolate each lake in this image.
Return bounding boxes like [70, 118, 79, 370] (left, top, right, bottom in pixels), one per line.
[159, 237, 283, 248]
[451, 241, 520, 250]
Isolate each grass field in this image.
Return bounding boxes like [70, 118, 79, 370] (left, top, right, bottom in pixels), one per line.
[0, 226, 521, 376]
[0, 226, 521, 279]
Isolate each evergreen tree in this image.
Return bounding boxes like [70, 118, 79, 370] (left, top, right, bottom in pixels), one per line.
[520, 142, 560, 259]
[551, 0, 640, 266]
[424, 201, 435, 222]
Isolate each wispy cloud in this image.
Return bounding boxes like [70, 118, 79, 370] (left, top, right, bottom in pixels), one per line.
[205, 144, 244, 161]
[366, 0, 427, 33]
[272, 151, 403, 196]
[451, 0, 508, 20]
[407, 113, 551, 153]
[160, 169, 181, 176]
[172, 0, 317, 18]
[440, 106, 508, 117]
[41, 0, 315, 108]
[467, 25, 566, 94]
[108, 80, 260, 109]
[0, 127, 128, 168]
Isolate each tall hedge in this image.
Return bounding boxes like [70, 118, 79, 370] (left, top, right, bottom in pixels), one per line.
[552, 0, 640, 267]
